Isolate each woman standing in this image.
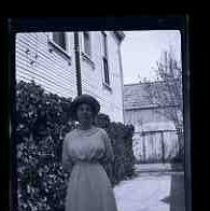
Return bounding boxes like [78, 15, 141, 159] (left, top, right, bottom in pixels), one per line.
[62, 94, 118, 211]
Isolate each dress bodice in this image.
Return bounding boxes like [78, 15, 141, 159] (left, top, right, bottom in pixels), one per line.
[62, 126, 114, 170]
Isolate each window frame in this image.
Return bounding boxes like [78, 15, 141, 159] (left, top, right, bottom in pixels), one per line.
[81, 31, 95, 69]
[101, 31, 111, 88]
[83, 31, 92, 58]
[48, 32, 71, 61]
[52, 32, 67, 50]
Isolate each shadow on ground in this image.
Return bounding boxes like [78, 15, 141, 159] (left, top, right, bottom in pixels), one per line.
[161, 164, 185, 211]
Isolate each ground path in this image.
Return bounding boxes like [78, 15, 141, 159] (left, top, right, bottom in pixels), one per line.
[114, 164, 185, 211]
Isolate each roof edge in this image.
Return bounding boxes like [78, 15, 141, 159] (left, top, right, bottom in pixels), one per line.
[124, 80, 170, 87]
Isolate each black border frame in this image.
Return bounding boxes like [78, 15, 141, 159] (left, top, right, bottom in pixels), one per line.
[6, 16, 191, 211]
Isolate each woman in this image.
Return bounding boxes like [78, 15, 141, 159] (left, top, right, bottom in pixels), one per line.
[62, 94, 118, 211]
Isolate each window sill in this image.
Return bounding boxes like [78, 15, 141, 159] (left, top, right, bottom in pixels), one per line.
[103, 82, 112, 92]
[81, 52, 95, 69]
[48, 40, 71, 64]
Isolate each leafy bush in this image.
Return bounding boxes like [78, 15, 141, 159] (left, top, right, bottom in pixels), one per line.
[96, 114, 135, 185]
[16, 81, 73, 211]
[16, 80, 135, 211]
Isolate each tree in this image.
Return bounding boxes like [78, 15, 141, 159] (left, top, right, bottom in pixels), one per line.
[143, 49, 184, 162]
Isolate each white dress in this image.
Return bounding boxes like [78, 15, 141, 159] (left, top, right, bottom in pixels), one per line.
[62, 126, 118, 211]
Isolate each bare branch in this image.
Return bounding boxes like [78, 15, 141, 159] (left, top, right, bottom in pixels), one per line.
[142, 49, 183, 129]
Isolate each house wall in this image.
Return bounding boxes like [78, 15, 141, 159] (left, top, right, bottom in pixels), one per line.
[16, 32, 77, 98]
[124, 107, 175, 132]
[79, 31, 124, 122]
[15, 31, 124, 122]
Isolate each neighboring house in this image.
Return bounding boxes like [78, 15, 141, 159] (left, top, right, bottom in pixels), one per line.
[16, 31, 125, 122]
[123, 82, 180, 163]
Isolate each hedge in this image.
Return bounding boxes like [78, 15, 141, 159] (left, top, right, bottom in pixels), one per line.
[16, 80, 135, 211]
[96, 114, 135, 185]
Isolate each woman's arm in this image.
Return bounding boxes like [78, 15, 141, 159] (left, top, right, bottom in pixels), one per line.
[62, 133, 73, 172]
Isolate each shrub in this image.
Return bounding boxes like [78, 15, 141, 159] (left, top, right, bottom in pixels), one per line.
[96, 114, 135, 185]
[16, 81, 135, 211]
[16, 81, 73, 211]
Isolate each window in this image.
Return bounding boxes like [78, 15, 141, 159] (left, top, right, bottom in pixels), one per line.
[102, 32, 110, 85]
[52, 32, 66, 50]
[102, 32, 108, 57]
[48, 32, 71, 61]
[83, 32, 91, 57]
[103, 57, 110, 84]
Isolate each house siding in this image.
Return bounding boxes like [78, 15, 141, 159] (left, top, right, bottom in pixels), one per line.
[124, 108, 175, 132]
[15, 31, 124, 122]
[15, 32, 77, 98]
[79, 31, 124, 122]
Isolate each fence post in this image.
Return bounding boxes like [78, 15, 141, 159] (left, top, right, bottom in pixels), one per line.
[142, 133, 146, 163]
[161, 131, 165, 163]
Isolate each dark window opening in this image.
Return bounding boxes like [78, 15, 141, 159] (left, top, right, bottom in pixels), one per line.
[53, 32, 66, 50]
[102, 32, 108, 57]
[102, 32, 110, 85]
[103, 57, 110, 85]
[83, 32, 91, 56]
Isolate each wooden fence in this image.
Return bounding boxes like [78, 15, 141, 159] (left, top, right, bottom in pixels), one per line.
[133, 130, 180, 163]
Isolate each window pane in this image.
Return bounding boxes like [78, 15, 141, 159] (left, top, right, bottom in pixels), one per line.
[53, 32, 66, 50]
[102, 32, 108, 57]
[103, 57, 110, 84]
[84, 32, 91, 56]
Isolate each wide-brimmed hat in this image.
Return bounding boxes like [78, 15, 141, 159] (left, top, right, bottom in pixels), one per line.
[69, 94, 100, 120]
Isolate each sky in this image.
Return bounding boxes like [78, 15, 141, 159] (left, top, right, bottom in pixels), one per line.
[121, 30, 181, 85]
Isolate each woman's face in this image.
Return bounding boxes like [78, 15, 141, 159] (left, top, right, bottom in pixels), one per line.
[76, 103, 94, 126]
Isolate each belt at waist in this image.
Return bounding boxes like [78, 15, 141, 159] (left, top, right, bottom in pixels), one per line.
[75, 160, 100, 165]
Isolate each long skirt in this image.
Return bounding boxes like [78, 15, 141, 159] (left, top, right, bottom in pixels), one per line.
[65, 161, 118, 211]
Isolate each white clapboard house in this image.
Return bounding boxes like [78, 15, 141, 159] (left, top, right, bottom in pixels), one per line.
[16, 31, 125, 122]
